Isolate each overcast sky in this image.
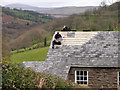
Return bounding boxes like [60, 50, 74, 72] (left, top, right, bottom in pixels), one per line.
[0, 0, 118, 7]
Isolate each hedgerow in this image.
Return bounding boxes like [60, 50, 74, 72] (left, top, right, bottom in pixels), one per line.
[2, 62, 76, 89]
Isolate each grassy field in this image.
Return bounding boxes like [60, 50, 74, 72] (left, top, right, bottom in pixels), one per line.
[11, 40, 51, 54]
[10, 47, 49, 63]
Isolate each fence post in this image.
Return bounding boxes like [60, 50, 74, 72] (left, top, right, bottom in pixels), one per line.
[44, 37, 47, 47]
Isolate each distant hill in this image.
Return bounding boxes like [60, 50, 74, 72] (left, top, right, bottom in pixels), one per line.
[38, 6, 98, 15]
[5, 3, 53, 11]
[5, 3, 98, 18]
[37, 6, 98, 18]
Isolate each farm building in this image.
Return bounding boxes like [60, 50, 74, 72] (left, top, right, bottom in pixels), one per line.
[23, 31, 120, 89]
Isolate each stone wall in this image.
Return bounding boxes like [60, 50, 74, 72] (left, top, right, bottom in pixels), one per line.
[68, 67, 120, 88]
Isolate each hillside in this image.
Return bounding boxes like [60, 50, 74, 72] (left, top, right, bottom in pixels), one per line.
[8, 25, 51, 50]
[2, 1, 120, 53]
[41, 1, 119, 32]
[38, 6, 98, 18]
[2, 7, 53, 51]
[2, 13, 33, 43]
[2, 13, 30, 24]
[2, 7, 53, 23]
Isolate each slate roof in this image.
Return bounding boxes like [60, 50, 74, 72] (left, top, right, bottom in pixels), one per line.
[23, 31, 119, 80]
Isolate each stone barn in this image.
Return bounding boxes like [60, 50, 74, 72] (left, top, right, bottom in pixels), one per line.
[23, 31, 120, 89]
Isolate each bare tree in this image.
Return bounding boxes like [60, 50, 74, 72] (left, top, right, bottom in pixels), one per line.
[100, 0, 107, 7]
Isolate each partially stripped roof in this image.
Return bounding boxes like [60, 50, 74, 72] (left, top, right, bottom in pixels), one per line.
[23, 31, 119, 80]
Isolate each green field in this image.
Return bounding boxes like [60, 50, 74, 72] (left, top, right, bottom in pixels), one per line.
[11, 40, 51, 54]
[10, 47, 49, 63]
[3, 7, 52, 23]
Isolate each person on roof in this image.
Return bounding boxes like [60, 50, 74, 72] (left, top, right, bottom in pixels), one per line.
[52, 32, 63, 49]
[62, 25, 70, 31]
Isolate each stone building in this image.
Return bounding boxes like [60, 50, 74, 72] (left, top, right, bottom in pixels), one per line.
[23, 31, 120, 89]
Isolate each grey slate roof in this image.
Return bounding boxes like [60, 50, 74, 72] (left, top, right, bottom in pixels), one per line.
[23, 31, 119, 80]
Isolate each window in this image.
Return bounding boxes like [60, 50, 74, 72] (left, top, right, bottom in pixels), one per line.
[75, 71, 88, 84]
[118, 72, 120, 85]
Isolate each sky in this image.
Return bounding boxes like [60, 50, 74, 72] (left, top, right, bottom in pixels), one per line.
[0, 0, 119, 7]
